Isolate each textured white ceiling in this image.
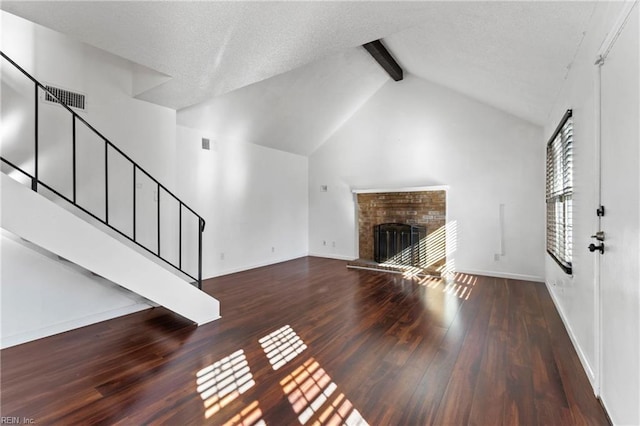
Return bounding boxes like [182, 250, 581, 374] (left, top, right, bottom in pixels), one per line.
[178, 47, 389, 156]
[384, 1, 597, 125]
[2, 1, 598, 154]
[1, 1, 437, 110]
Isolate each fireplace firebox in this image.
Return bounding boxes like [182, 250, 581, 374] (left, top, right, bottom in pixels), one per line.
[374, 223, 426, 265]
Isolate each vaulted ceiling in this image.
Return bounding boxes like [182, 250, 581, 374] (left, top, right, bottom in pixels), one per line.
[2, 1, 597, 155]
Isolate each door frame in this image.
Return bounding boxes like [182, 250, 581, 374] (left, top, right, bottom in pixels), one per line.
[592, 0, 639, 399]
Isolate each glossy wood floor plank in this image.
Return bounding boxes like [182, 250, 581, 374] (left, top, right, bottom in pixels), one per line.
[468, 278, 508, 426]
[0, 257, 609, 425]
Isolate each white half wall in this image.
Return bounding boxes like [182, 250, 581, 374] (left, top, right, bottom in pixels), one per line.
[175, 125, 309, 278]
[309, 74, 544, 280]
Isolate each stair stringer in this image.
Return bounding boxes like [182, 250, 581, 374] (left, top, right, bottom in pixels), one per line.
[1, 174, 220, 325]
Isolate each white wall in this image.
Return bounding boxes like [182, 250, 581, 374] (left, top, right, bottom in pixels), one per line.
[309, 74, 544, 280]
[0, 231, 150, 349]
[544, 2, 639, 424]
[176, 125, 309, 278]
[544, 0, 628, 387]
[1, 9, 308, 301]
[2, 172, 220, 332]
[0, 11, 191, 344]
[0, 11, 178, 259]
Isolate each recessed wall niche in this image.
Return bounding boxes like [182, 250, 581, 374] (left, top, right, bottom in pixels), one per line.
[356, 190, 446, 270]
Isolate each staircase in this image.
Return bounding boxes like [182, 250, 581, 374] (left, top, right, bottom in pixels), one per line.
[0, 52, 220, 333]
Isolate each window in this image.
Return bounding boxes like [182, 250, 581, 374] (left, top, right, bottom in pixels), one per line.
[546, 109, 573, 274]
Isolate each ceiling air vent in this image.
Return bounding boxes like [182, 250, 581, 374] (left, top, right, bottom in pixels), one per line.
[42, 85, 87, 111]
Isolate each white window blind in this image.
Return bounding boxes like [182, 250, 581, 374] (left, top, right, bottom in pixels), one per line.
[546, 109, 573, 274]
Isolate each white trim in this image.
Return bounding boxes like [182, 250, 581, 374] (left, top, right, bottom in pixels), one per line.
[208, 253, 310, 278]
[455, 268, 544, 283]
[352, 185, 449, 194]
[0, 303, 151, 349]
[307, 253, 357, 261]
[594, 41, 604, 398]
[545, 282, 597, 391]
[595, 0, 639, 63]
[590, 2, 639, 397]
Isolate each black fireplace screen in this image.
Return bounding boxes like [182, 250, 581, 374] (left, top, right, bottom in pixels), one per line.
[374, 223, 427, 265]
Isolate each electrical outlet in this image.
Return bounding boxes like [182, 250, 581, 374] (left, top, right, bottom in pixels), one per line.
[323, 240, 326, 246]
[271, 247, 275, 253]
[220, 252, 225, 260]
[332, 241, 336, 248]
[494, 253, 500, 261]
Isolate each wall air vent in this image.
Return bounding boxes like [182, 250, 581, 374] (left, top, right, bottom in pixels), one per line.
[42, 85, 87, 111]
[202, 138, 210, 150]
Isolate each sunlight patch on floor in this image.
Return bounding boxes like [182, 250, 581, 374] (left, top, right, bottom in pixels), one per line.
[259, 325, 307, 370]
[416, 272, 477, 300]
[222, 400, 266, 426]
[280, 358, 369, 426]
[196, 349, 256, 419]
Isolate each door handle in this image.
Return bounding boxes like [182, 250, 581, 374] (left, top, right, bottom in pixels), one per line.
[591, 231, 605, 241]
[588, 243, 605, 254]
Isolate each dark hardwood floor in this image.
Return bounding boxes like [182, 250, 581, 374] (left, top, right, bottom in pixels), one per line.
[0, 257, 608, 425]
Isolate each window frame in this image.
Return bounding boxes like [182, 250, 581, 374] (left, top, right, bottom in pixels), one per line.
[546, 109, 573, 275]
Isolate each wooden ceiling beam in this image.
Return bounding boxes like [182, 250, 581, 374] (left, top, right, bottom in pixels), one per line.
[363, 39, 403, 81]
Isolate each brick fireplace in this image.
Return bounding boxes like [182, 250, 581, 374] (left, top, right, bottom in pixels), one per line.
[356, 190, 446, 269]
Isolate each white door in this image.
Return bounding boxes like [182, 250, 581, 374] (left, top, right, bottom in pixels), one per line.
[598, 6, 640, 424]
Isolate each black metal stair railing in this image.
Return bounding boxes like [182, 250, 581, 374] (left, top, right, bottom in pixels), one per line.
[0, 51, 205, 289]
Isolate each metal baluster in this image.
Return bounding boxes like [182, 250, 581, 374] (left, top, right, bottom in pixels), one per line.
[0, 52, 210, 289]
[33, 83, 38, 191]
[1, 53, 210, 290]
[133, 164, 137, 241]
[72, 116, 76, 203]
[157, 183, 161, 256]
[105, 141, 109, 223]
[198, 218, 204, 290]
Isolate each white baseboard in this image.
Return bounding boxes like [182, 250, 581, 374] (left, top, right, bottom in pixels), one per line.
[208, 253, 310, 278]
[0, 302, 151, 349]
[455, 268, 544, 283]
[544, 282, 597, 390]
[308, 252, 357, 261]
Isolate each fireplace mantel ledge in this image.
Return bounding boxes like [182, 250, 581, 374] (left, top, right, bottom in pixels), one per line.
[351, 185, 449, 194]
